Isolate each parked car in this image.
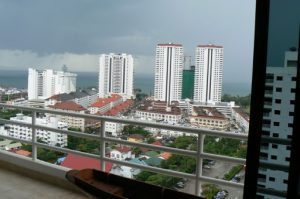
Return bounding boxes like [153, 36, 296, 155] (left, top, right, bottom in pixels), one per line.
[214, 190, 228, 199]
[207, 159, 216, 166]
[175, 181, 185, 188]
[202, 165, 211, 169]
[231, 176, 241, 183]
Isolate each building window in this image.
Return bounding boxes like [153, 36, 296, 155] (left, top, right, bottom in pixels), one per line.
[291, 88, 296, 93]
[275, 99, 281, 104]
[271, 155, 277, 160]
[285, 157, 291, 162]
[273, 122, 280, 126]
[271, 144, 278, 149]
[290, 100, 295, 105]
[288, 123, 293, 128]
[275, 87, 282, 92]
[276, 76, 283, 81]
[283, 179, 288, 184]
[274, 110, 280, 115]
[289, 112, 295, 116]
[262, 130, 270, 136]
[273, 133, 279, 138]
[259, 152, 268, 159]
[269, 177, 275, 182]
[291, 77, 297, 81]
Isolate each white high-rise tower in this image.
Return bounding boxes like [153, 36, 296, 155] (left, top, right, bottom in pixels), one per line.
[154, 43, 183, 104]
[98, 53, 134, 99]
[28, 68, 77, 100]
[257, 51, 297, 198]
[194, 44, 223, 103]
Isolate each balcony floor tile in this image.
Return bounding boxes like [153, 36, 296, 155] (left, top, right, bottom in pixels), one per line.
[0, 167, 88, 199]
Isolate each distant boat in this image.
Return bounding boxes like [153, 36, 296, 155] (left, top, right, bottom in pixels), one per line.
[66, 169, 203, 199]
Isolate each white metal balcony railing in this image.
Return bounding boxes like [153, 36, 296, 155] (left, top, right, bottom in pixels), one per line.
[0, 103, 247, 197]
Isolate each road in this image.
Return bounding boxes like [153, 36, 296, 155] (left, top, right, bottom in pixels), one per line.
[178, 161, 244, 199]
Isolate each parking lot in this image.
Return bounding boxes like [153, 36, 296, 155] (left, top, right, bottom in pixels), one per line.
[179, 161, 244, 198]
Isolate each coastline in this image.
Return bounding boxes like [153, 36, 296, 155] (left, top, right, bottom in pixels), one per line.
[0, 70, 251, 96]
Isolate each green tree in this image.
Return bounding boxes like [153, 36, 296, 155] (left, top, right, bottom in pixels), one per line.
[20, 144, 32, 152]
[67, 135, 99, 154]
[223, 165, 244, 180]
[35, 148, 64, 163]
[132, 147, 142, 156]
[135, 171, 156, 181]
[122, 125, 151, 137]
[204, 136, 247, 158]
[201, 184, 220, 199]
[221, 94, 251, 113]
[146, 137, 156, 144]
[169, 136, 197, 150]
[135, 171, 180, 188]
[161, 154, 196, 174]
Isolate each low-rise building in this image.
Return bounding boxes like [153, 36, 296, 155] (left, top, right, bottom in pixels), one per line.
[2, 113, 68, 147]
[159, 152, 172, 160]
[110, 145, 134, 161]
[110, 158, 147, 179]
[135, 101, 182, 123]
[89, 94, 123, 114]
[190, 107, 230, 131]
[105, 122, 123, 137]
[61, 153, 112, 172]
[128, 134, 144, 143]
[45, 89, 98, 108]
[0, 139, 23, 151]
[6, 98, 28, 107]
[48, 101, 86, 131]
[104, 99, 133, 116]
[192, 101, 237, 118]
[86, 99, 133, 136]
[232, 107, 250, 133]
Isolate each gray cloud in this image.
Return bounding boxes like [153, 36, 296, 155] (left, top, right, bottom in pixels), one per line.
[0, 0, 255, 83]
[0, 49, 154, 76]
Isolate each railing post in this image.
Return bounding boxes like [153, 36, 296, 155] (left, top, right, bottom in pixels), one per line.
[100, 120, 106, 172]
[32, 111, 37, 161]
[195, 134, 204, 196]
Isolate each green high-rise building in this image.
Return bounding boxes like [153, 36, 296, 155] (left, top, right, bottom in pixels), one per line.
[181, 66, 195, 100]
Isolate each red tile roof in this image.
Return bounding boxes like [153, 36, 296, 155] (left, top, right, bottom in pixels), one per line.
[140, 147, 150, 153]
[115, 145, 132, 153]
[151, 140, 163, 146]
[158, 43, 182, 47]
[193, 107, 226, 119]
[104, 100, 133, 116]
[197, 44, 223, 48]
[48, 101, 86, 111]
[61, 153, 112, 172]
[15, 150, 31, 157]
[47, 95, 60, 100]
[233, 107, 250, 121]
[90, 94, 122, 108]
[160, 152, 172, 160]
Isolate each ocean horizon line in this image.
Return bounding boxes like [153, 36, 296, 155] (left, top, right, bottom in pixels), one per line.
[0, 69, 251, 96]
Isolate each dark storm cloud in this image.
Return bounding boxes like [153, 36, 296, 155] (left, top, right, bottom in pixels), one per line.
[0, 0, 255, 82]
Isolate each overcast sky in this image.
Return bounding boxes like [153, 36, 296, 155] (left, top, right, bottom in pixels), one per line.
[0, 0, 256, 83]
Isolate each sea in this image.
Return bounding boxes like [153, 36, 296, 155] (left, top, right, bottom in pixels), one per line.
[0, 69, 251, 96]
